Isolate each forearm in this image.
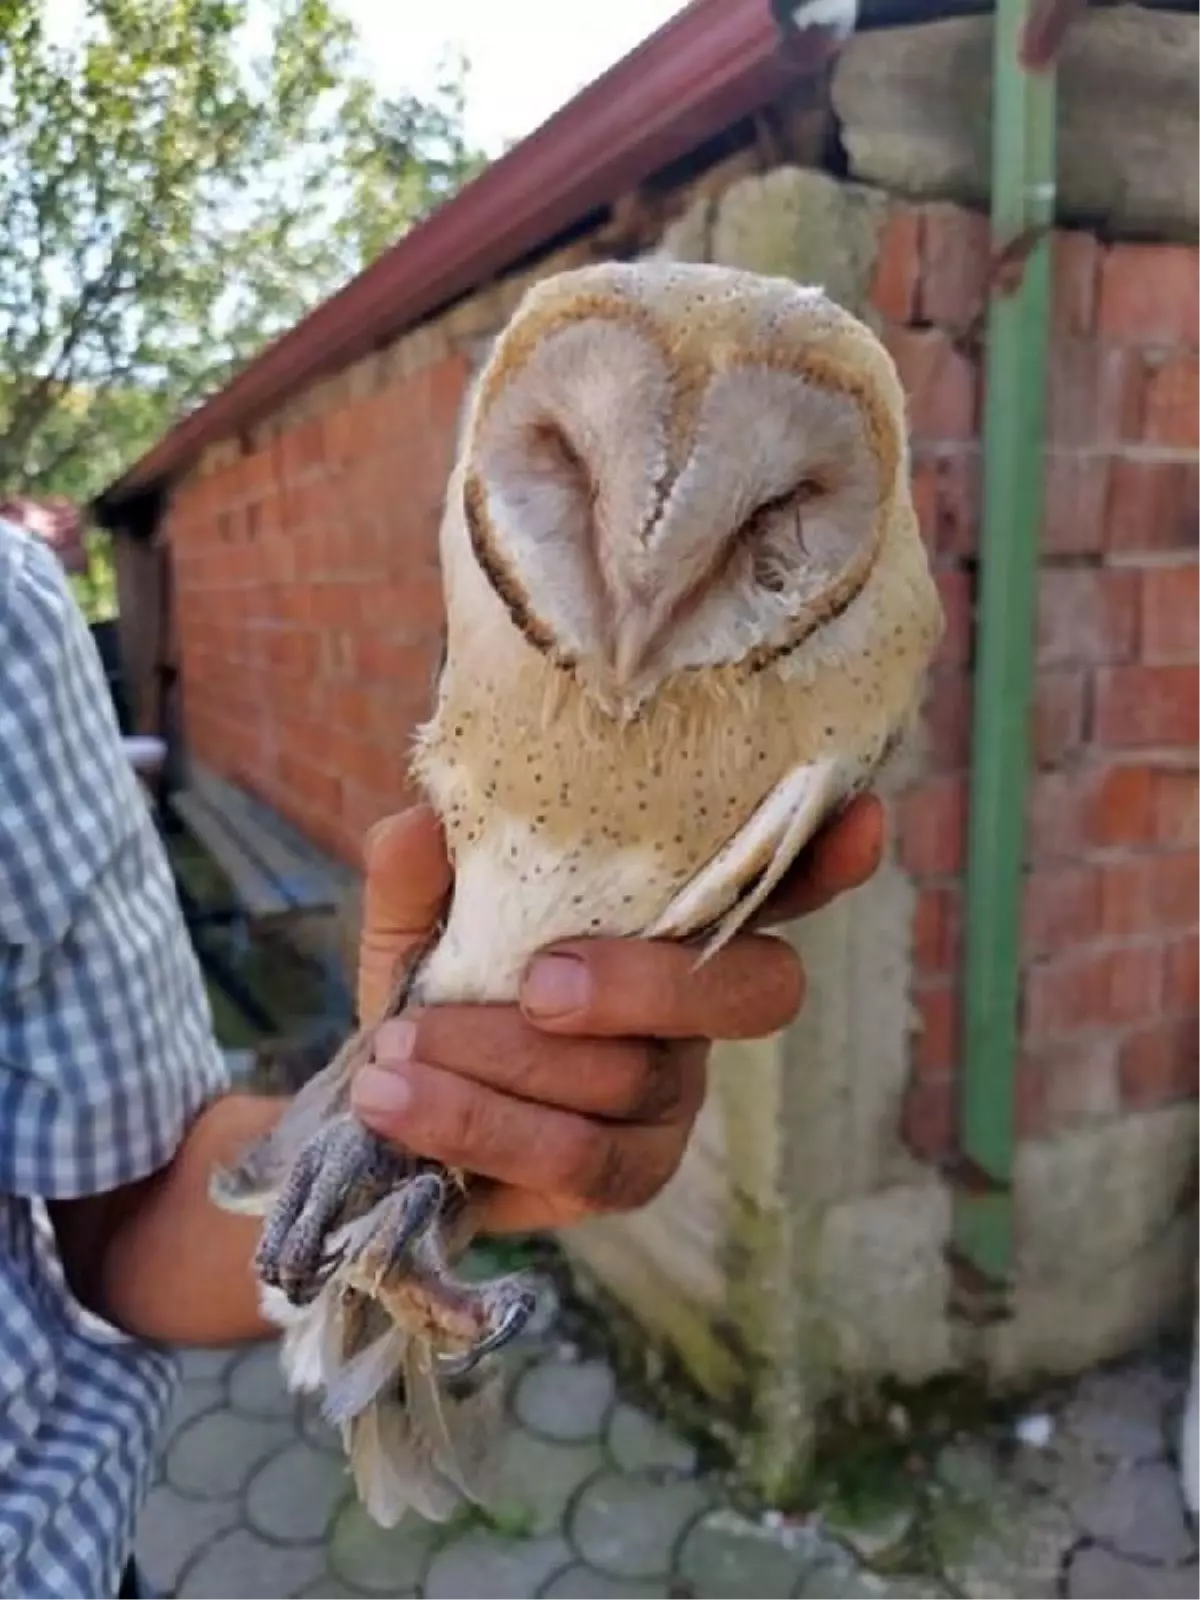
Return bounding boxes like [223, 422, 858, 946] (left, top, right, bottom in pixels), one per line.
[51, 1092, 285, 1345]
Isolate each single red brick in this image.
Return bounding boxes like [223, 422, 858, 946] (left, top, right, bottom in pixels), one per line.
[1100, 857, 1158, 937]
[1165, 934, 1199, 1012]
[917, 203, 990, 332]
[1095, 665, 1198, 749]
[902, 1078, 955, 1161]
[1142, 352, 1200, 449]
[1051, 230, 1101, 338]
[1098, 242, 1200, 346]
[923, 666, 973, 773]
[897, 775, 968, 878]
[1033, 669, 1089, 768]
[1024, 943, 1161, 1038]
[1118, 1018, 1199, 1109]
[1104, 458, 1199, 555]
[1157, 849, 1200, 928]
[871, 208, 922, 323]
[935, 567, 973, 666]
[884, 327, 978, 443]
[1041, 451, 1109, 555]
[914, 980, 960, 1077]
[911, 449, 981, 556]
[1018, 1037, 1119, 1137]
[1022, 866, 1102, 958]
[914, 885, 963, 977]
[1153, 768, 1199, 846]
[1088, 763, 1157, 846]
[1141, 564, 1199, 664]
[1036, 566, 1139, 666]
[1047, 340, 1144, 448]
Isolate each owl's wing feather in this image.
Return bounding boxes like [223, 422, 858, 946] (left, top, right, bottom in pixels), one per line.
[644, 754, 849, 960]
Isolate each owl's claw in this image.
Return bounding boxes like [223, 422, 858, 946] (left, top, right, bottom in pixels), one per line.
[436, 1279, 539, 1377]
[256, 1114, 408, 1306]
[331, 1172, 447, 1292]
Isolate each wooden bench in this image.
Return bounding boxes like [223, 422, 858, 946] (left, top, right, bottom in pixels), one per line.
[172, 767, 339, 924]
[168, 766, 354, 1035]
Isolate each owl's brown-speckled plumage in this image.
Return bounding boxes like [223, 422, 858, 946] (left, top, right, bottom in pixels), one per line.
[212, 259, 944, 1529]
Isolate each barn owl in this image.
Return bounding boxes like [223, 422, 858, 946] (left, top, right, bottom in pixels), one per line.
[211, 259, 944, 1525]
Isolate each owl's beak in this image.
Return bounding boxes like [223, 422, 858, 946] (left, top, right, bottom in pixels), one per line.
[610, 608, 659, 691]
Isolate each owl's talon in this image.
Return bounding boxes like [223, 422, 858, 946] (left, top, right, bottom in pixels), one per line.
[437, 1278, 539, 1376]
[335, 1172, 446, 1290]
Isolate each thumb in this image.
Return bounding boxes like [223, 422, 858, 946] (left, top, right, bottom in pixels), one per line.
[357, 804, 452, 1026]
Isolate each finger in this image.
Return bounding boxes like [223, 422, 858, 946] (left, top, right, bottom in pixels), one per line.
[351, 1054, 701, 1210]
[372, 1009, 692, 1123]
[357, 805, 452, 1026]
[521, 932, 803, 1041]
[753, 793, 886, 927]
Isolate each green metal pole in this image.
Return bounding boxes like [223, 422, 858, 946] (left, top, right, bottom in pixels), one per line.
[952, 0, 1056, 1294]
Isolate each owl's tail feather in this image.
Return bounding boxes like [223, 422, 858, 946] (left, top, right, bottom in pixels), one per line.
[344, 1338, 505, 1527]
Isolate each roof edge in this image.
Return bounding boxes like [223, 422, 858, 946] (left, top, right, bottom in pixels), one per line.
[95, 0, 837, 522]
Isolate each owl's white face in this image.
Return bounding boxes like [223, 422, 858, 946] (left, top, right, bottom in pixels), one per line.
[459, 260, 907, 710]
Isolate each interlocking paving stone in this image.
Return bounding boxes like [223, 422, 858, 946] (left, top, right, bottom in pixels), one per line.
[485, 1426, 605, 1537]
[1063, 1366, 1173, 1462]
[800, 1568, 947, 1593]
[177, 1344, 239, 1382]
[932, 1477, 1076, 1599]
[676, 1510, 810, 1597]
[166, 1410, 295, 1500]
[167, 1377, 225, 1433]
[228, 1339, 299, 1420]
[245, 1439, 350, 1543]
[295, 1575, 375, 1598]
[1066, 1545, 1199, 1599]
[540, 1560, 670, 1597]
[424, 1529, 572, 1598]
[299, 1395, 346, 1457]
[177, 1527, 326, 1598]
[136, 1485, 241, 1593]
[328, 1500, 446, 1594]
[1072, 1459, 1197, 1564]
[606, 1402, 697, 1476]
[571, 1471, 713, 1579]
[516, 1358, 615, 1442]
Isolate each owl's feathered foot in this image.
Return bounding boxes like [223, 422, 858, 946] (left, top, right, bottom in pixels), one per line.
[256, 1113, 538, 1371]
[255, 1114, 414, 1305]
[341, 1191, 538, 1370]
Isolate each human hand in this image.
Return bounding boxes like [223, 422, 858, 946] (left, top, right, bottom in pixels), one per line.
[352, 797, 885, 1233]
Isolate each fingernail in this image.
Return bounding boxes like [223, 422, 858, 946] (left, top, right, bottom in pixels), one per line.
[522, 953, 591, 1019]
[352, 1064, 412, 1120]
[372, 1018, 417, 1065]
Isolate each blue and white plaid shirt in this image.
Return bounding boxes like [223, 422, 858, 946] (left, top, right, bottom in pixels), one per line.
[0, 518, 228, 1597]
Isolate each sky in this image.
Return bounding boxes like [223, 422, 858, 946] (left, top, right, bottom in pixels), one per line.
[340, 0, 688, 155]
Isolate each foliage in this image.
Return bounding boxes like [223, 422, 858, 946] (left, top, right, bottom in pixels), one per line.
[0, 0, 488, 505]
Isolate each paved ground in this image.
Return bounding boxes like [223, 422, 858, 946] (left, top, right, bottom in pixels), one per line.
[141, 1316, 1198, 1599]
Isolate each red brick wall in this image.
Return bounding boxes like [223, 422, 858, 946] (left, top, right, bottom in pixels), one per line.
[166, 352, 470, 864]
[876, 205, 1199, 1153]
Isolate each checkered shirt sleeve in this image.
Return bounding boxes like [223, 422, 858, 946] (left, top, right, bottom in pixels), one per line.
[0, 518, 228, 1198]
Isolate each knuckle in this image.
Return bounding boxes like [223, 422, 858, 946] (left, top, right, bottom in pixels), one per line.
[628, 1042, 686, 1122]
[563, 1126, 630, 1209]
[439, 1082, 491, 1165]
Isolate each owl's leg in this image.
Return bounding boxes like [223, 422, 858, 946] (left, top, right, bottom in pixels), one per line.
[256, 1114, 415, 1305]
[369, 1222, 539, 1370]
